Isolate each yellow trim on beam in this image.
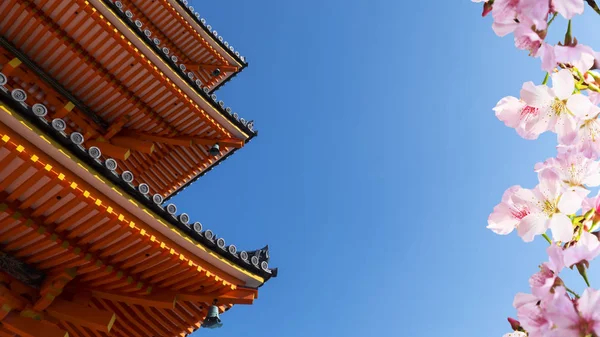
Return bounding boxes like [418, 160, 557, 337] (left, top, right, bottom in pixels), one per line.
[8, 58, 22, 68]
[0, 103, 264, 284]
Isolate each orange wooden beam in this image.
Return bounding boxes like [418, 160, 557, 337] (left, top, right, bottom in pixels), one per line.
[0, 285, 26, 312]
[53, 102, 75, 119]
[0, 326, 15, 337]
[46, 298, 116, 333]
[103, 116, 131, 140]
[2, 313, 68, 337]
[1, 58, 22, 77]
[110, 136, 155, 154]
[85, 140, 131, 160]
[182, 63, 238, 73]
[121, 131, 192, 147]
[177, 287, 257, 305]
[90, 291, 177, 309]
[191, 137, 244, 149]
[33, 268, 77, 311]
[120, 131, 243, 148]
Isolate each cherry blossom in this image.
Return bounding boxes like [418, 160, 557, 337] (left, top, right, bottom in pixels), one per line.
[514, 292, 553, 337]
[559, 96, 600, 158]
[543, 287, 581, 337]
[545, 287, 600, 337]
[493, 95, 547, 139]
[530, 245, 565, 301]
[539, 44, 597, 73]
[474, 1, 600, 335]
[517, 178, 583, 242]
[488, 186, 536, 235]
[575, 288, 600, 336]
[490, 0, 522, 36]
[563, 230, 600, 267]
[555, 44, 597, 72]
[520, 70, 590, 141]
[534, 151, 600, 188]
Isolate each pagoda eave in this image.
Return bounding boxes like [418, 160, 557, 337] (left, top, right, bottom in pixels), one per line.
[0, 96, 269, 288]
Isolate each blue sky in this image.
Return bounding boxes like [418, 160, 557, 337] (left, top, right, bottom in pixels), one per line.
[171, 1, 600, 336]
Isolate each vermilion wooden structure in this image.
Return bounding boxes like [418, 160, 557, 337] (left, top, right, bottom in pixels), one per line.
[0, 0, 275, 336]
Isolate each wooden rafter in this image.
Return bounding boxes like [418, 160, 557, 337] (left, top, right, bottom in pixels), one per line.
[182, 63, 238, 73]
[2, 313, 68, 337]
[46, 298, 116, 333]
[120, 130, 244, 148]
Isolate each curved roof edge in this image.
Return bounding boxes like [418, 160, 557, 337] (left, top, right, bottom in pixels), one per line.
[0, 89, 277, 284]
[172, 0, 248, 67]
[103, 0, 256, 137]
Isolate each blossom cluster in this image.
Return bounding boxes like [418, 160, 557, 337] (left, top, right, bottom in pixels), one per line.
[476, 0, 600, 336]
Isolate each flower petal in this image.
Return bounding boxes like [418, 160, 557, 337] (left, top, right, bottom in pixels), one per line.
[552, 69, 575, 100]
[518, 213, 548, 242]
[538, 43, 557, 73]
[566, 94, 596, 118]
[494, 96, 525, 128]
[578, 288, 600, 322]
[558, 189, 584, 214]
[553, 0, 585, 19]
[521, 81, 553, 108]
[549, 213, 574, 243]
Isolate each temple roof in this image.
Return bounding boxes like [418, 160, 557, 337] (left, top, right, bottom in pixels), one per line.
[0, 0, 257, 198]
[105, 0, 248, 94]
[0, 68, 277, 286]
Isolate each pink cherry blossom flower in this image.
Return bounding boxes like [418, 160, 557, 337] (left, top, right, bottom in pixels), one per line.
[552, 0, 585, 19]
[538, 44, 596, 73]
[534, 151, 600, 188]
[563, 231, 600, 267]
[530, 244, 565, 300]
[544, 287, 581, 337]
[494, 96, 548, 139]
[491, 0, 521, 37]
[555, 44, 597, 73]
[519, 0, 549, 30]
[545, 287, 600, 337]
[514, 292, 553, 337]
[517, 178, 583, 242]
[576, 288, 600, 336]
[520, 70, 589, 140]
[488, 186, 537, 235]
[514, 22, 543, 55]
[558, 95, 600, 157]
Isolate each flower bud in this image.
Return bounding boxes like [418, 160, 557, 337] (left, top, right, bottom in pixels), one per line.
[482, 2, 493, 17]
[507, 317, 521, 331]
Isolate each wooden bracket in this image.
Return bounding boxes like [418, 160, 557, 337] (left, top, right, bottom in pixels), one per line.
[110, 136, 154, 154]
[86, 140, 130, 160]
[33, 268, 77, 311]
[177, 287, 257, 305]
